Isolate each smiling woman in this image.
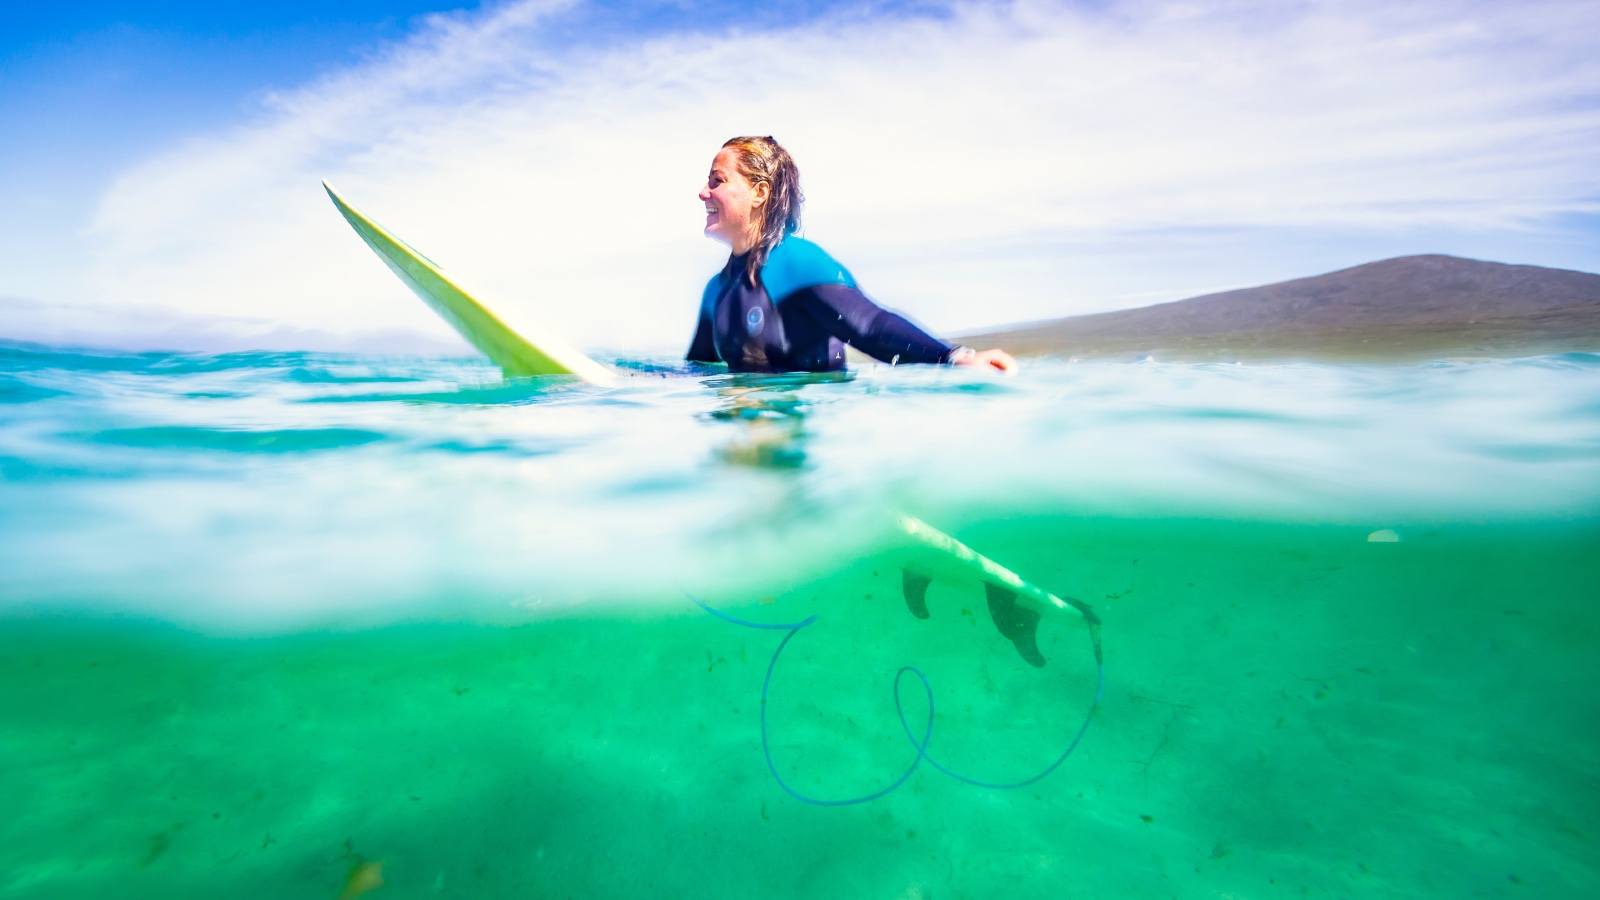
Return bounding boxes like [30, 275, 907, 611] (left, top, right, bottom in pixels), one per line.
[689, 135, 1017, 374]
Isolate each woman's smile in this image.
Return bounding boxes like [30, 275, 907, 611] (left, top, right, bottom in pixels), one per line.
[698, 147, 759, 250]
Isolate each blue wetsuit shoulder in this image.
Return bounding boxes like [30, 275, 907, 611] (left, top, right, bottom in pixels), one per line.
[759, 237, 857, 302]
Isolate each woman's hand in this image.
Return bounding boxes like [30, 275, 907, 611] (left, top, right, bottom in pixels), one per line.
[950, 347, 1019, 375]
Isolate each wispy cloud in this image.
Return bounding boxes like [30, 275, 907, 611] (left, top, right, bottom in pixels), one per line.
[42, 0, 1600, 350]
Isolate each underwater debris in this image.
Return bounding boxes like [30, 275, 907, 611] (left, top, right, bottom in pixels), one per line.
[139, 825, 181, 868]
[338, 858, 384, 899]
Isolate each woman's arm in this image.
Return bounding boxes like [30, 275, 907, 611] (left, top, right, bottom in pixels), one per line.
[686, 309, 718, 363]
[789, 283, 955, 364]
[788, 284, 1016, 372]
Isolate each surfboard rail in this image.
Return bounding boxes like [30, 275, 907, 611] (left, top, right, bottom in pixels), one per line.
[322, 180, 616, 384]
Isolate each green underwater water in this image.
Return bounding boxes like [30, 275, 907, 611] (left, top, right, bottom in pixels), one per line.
[2, 344, 1599, 897]
[6, 521, 1598, 898]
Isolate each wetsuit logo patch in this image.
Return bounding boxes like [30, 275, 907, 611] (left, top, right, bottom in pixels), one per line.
[745, 306, 765, 336]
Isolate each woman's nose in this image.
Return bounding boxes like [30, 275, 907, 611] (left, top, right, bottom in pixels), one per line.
[697, 186, 711, 201]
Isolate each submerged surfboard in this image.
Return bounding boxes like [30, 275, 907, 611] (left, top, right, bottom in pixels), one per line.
[896, 514, 1097, 623]
[322, 180, 616, 384]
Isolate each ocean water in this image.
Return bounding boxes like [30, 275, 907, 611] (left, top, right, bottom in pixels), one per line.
[1, 340, 1597, 898]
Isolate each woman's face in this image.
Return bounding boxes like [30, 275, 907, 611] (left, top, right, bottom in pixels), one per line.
[699, 148, 764, 249]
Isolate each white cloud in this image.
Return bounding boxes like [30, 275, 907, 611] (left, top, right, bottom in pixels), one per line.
[50, 0, 1600, 352]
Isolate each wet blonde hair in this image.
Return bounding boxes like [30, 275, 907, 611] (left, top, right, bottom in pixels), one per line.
[721, 135, 803, 284]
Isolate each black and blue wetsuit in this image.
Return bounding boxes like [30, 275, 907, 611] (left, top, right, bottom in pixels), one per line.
[687, 237, 956, 372]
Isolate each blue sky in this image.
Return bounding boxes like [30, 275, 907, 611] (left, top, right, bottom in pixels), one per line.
[1, 0, 938, 199]
[2, 2, 455, 306]
[4, 5, 444, 196]
[2, 0, 1597, 353]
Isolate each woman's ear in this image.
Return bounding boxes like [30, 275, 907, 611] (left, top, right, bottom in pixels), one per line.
[751, 181, 770, 207]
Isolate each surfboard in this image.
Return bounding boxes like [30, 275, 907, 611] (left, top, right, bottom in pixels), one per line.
[321, 181, 616, 384]
[896, 514, 1097, 624]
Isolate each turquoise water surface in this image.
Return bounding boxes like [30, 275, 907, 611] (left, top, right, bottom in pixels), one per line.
[1, 341, 1597, 897]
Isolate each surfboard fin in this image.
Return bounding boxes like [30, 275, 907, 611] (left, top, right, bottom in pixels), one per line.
[902, 567, 1048, 668]
[902, 570, 932, 619]
[986, 583, 1046, 668]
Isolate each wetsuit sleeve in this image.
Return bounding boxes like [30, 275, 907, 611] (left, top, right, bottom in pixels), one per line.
[687, 274, 722, 363]
[686, 309, 718, 363]
[788, 284, 954, 364]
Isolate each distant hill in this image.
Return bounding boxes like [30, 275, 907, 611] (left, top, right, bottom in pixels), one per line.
[958, 255, 1600, 359]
